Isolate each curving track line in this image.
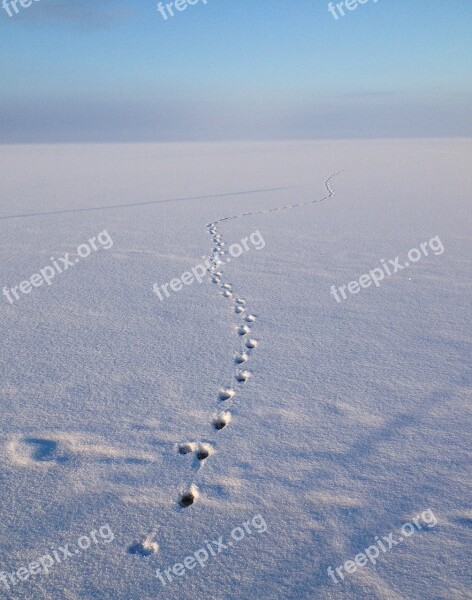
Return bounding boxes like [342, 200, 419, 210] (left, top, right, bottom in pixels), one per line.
[177, 172, 343, 504]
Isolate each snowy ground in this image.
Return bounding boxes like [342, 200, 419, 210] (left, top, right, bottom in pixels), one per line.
[0, 139, 470, 599]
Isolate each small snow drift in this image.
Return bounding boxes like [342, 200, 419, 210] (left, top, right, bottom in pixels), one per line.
[213, 411, 232, 431]
[179, 484, 199, 508]
[219, 388, 235, 401]
[7, 432, 155, 468]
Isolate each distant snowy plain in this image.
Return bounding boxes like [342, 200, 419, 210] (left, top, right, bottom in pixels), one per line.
[0, 139, 470, 599]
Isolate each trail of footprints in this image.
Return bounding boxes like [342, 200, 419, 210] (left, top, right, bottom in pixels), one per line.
[129, 222, 259, 554]
[175, 173, 341, 511]
[174, 219, 259, 510]
[130, 173, 340, 555]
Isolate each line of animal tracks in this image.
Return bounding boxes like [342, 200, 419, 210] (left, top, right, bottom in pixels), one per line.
[129, 171, 342, 557]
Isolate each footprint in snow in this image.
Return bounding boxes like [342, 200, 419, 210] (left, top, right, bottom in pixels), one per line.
[178, 442, 197, 455]
[219, 388, 235, 401]
[235, 352, 249, 364]
[179, 485, 199, 508]
[235, 370, 251, 382]
[213, 411, 232, 430]
[195, 443, 214, 461]
[245, 338, 258, 349]
[238, 325, 251, 335]
[128, 534, 159, 557]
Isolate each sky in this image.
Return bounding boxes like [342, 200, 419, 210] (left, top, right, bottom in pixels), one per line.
[0, 0, 471, 143]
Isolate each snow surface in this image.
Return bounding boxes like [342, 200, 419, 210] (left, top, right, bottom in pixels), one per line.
[0, 140, 471, 599]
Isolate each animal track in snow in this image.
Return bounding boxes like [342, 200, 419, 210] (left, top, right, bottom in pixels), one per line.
[238, 324, 251, 336]
[235, 352, 249, 364]
[178, 442, 214, 461]
[198, 174, 341, 496]
[195, 443, 214, 461]
[160, 173, 341, 531]
[128, 533, 159, 556]
[235, 370, 251, 383]
[213, 411, 232, 430]
[245, 338, 258, 349]
[179, 484, 199, 508]
[219, 388, 235, 401]
[178, 442, 197, 455]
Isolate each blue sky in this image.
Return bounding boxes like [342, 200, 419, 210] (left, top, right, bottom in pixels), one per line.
[0, 0, 471, 142]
